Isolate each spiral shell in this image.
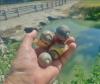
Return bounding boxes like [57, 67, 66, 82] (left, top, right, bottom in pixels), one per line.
[38, 31, 54, 47]
[56, 25, 70, 41]
[38, 52, 53, 67]
[49, 43, 68, 59]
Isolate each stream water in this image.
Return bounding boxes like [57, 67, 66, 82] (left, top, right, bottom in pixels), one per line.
[41, 18, 100, 81]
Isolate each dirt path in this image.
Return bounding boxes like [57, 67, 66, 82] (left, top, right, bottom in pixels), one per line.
[0, 1, 78, 40]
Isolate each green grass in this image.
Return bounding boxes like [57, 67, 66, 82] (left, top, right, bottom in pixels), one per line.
[0, 41, 20, 83]
[0, 41, 100, 84]
[70, 0, 100, 21]
[79, 1, 100, 7]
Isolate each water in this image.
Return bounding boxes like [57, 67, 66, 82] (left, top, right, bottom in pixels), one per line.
[41, 18, 100, 81]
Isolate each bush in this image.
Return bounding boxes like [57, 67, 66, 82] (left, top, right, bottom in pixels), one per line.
[0, 41, 20, 83]
[70, 2, 100, 21]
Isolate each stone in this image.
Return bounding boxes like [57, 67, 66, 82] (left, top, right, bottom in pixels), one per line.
[39, 22, 47, 26]
[47, 16, 59, 21]
[0, 37, 7, 55]
[24, 26, 42, 33]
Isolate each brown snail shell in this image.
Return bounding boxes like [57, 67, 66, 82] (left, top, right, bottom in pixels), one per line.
[49, 43, 69, 59]
[38, 31, 54, 47]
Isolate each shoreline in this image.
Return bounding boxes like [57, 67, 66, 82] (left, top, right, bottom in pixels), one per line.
[0, 1, 78, 40]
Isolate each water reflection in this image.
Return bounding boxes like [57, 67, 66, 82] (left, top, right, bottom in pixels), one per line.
[77, 28, 100, 57]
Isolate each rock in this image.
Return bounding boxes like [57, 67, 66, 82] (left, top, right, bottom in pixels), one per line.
[38, 19, 49, 26]
[39, 21, 47, 26]
[0, 37, 7, 55]
[24, 26, 42, 33]
[47, 16, 59, 21]
[0, 75, 4, 83]
[38, 19, 49, 27]
[47, 14, 67, 21]
[58, 16, 66, 19]
[72, 14, 84, 20]
[0, 37, 4, 44]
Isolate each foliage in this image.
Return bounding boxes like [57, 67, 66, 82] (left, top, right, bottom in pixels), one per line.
[0, 40, 100, 84]
[70, 1, 100, 21]
[84, 7, 100, 20]
[70, 54, 100, 84]
[70, 65, 87, 84]
[86, 54, 100, 84]
[0, 40, 20, 83]
[57, 54, 100, 84]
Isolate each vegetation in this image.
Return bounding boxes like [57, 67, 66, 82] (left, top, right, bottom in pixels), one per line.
[70, 54, 100, 84]
[0, 40, 100, 84]
[0, 1, 100, 83]
[0, 40, 20, 83]
[70, 0, 100, 21]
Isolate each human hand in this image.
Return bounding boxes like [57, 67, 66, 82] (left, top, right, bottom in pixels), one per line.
[4, 30, 76, 84]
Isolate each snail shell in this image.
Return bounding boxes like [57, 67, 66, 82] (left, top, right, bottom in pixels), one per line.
[49, 50, 59, 60]
[49, 43, 69, 59]
[40, 31, 54, 44]
[38, 31, 54, 47]
[56, 25, 70, 41]
[38, 52, 53, 67]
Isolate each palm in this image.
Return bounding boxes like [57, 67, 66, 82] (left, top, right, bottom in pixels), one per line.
[4, 31, 76, 84]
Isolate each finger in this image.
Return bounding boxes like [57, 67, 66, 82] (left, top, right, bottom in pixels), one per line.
[43, 36, 76, 80]
[65, 36, 75, 45]
[21, 30, 38, 47]
[44, 61, 62, 81]
[60, 42, 77, 65]
[43, 58, 63, 82]
[41, 37, 76, 82]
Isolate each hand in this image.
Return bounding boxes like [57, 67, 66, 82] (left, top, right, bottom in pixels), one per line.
[4, 30, 76, 84]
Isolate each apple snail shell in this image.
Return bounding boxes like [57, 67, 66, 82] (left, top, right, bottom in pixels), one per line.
[56, 25, 70, 41]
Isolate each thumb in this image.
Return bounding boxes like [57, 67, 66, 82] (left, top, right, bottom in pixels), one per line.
[22, 30, 38, 47]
